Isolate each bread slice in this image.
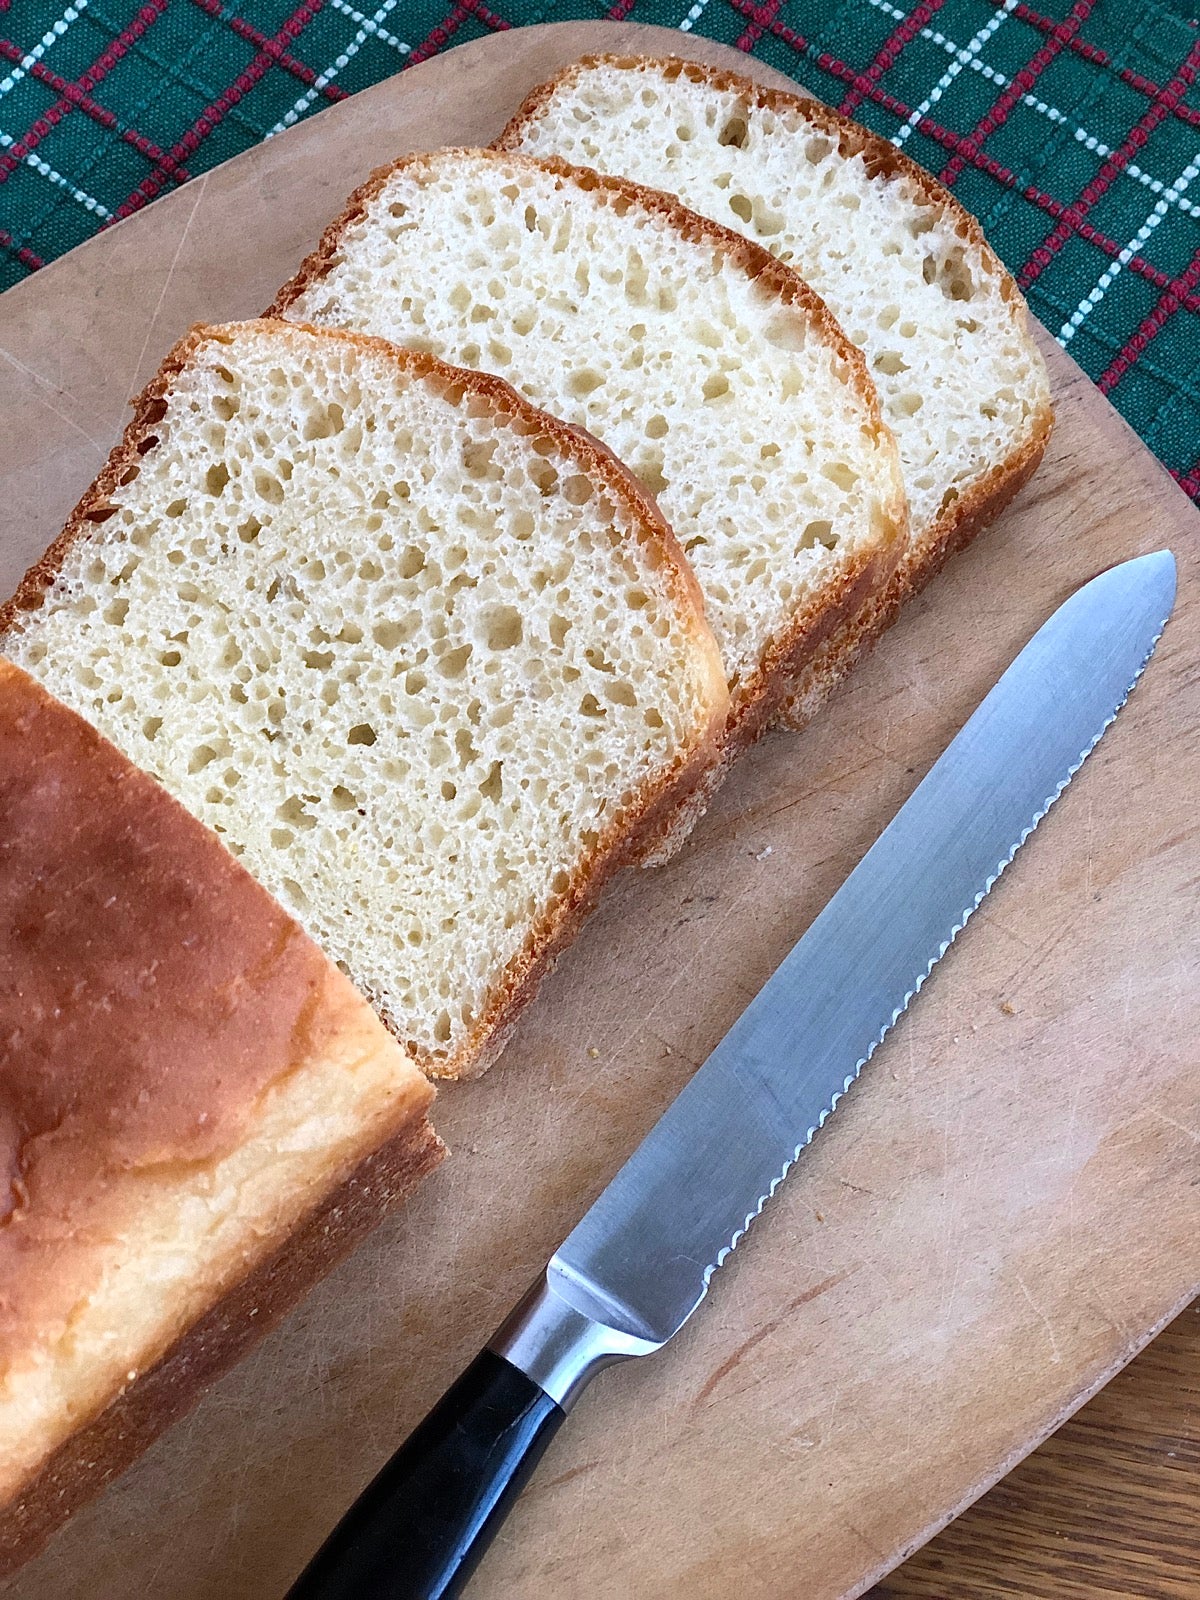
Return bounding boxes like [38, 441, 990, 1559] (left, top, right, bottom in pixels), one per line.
[0, 319, 728, 1078]
[0, 659, 442, 1570]
[499, 55, 1054, 725]
[268, 147, 909, 762]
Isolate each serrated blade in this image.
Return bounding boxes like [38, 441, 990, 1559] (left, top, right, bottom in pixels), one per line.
[550, 551, 1176, 1347]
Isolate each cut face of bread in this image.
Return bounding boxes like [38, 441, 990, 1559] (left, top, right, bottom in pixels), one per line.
[0, 320, 727, 1076]
[270, 148, 908, 744]
[0, 660, 441, 1543]
[500, 56, 1053, 720]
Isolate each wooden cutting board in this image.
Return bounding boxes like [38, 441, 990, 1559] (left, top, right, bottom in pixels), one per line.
[0, 23, 1197, 1600]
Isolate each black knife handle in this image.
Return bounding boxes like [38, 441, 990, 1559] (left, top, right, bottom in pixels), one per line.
[285, 1350, 564, 1600]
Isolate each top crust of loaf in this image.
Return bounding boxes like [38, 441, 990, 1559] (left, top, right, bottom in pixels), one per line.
[498, 53, 1053, 590]
[0, 659, 439, 1499]
[268, 149, 909, 742]
[1, 319, 729, 1075]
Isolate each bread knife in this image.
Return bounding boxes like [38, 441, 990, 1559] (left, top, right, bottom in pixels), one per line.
[286, 550, 1176, 1600]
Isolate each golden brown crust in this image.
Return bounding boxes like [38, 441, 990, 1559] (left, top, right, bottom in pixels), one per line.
[0, 659, 354, 1355]
[0, 661, 443, 1569]
[776, 407, 1052, 730]
[0, 1110, 442, 1575]
[0, 317, 730, 1080]
[498, 53, 1054, 724]
[630, 525, 897, 864]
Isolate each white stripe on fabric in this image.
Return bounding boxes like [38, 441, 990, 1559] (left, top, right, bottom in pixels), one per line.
[892, 0, 1019, 148]
[0, 125, 113, 218]
[0, 0, 89, 105]
[678, 0, 715, 34]
[1058, 151, 1200, 344]
[864, 0, 1200, 221]
[266, 0, 402, 137]
[327, 0, 410, 59]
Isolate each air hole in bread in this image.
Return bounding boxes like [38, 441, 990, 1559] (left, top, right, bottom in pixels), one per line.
[718, 113, 749, 149]
[502, 59, 1049, 591]
[568, 368, 605, 398]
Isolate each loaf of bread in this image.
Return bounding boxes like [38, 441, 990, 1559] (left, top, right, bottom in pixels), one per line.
[0, 659, 442, 1571]
[499, 55, 1054, 724]
[0, 319, 728, 1077]
[269, 147, 908, 766]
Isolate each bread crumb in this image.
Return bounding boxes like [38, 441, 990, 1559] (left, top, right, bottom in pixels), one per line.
[752, 845, 774, 861]
[1000, 1000, 1016, 1016]
[815, 1211, 825, 1223]
[587, 1046, 599, 1058]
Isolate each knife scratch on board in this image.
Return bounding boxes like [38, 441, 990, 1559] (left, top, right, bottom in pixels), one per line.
[1016, 1274, 1064, 1364]
[0, 346, 109, 455]
[129, 173, 209, 394]
[1144, 1108, 1200, 1144]
[694, 1274, 849, 1407]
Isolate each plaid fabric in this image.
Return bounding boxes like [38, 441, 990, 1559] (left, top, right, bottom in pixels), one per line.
[1, 1, 1197, 497]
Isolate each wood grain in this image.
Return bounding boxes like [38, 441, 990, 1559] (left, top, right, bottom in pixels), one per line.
[0, 23, 1197, 1600]
[876, 1301, 1200, 1600]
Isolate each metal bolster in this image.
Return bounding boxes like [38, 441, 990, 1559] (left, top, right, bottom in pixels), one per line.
[488, 1271, 661, 1411]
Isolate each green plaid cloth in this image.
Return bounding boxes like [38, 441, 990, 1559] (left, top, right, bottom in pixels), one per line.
[1, 0, 1198, 495]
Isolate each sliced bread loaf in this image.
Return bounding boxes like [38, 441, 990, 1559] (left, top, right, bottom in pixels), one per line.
[499, 55, 1054, 724]
[0, 659, 441, 1565]
[268, 148, 908, 754]
[0, 319, 727, 1077]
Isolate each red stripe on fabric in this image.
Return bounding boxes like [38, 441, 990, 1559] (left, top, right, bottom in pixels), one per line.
[839, 0, 948, 117]
[0, 104, 67, 182]
[736, 0, 786, 55]
[185, 0, 347, 102]
[1072, 216, 1200, 315]
[1097, 245, 1200, 394]
[725, 0, 1200, 317]
[940, 0, 1094, 186]
[109, 0, 327, 221]
[0, 1, 174, 188]
[1017, 36, 1200, 290]
[0, 36, 186, 178]
[0, 227, 43, 270]
[1170, 455, 1200, 499]
[462, 0, 509, 32]
[406, 3, 469, 67]
[75, 0, 167, 93]
[1118, 64, 1200, 132]
[1001, 0, 1200, 132]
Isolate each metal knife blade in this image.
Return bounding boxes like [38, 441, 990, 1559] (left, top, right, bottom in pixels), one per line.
[288, 554, 1176, 1600]
[535, 549, 1176, 1356]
